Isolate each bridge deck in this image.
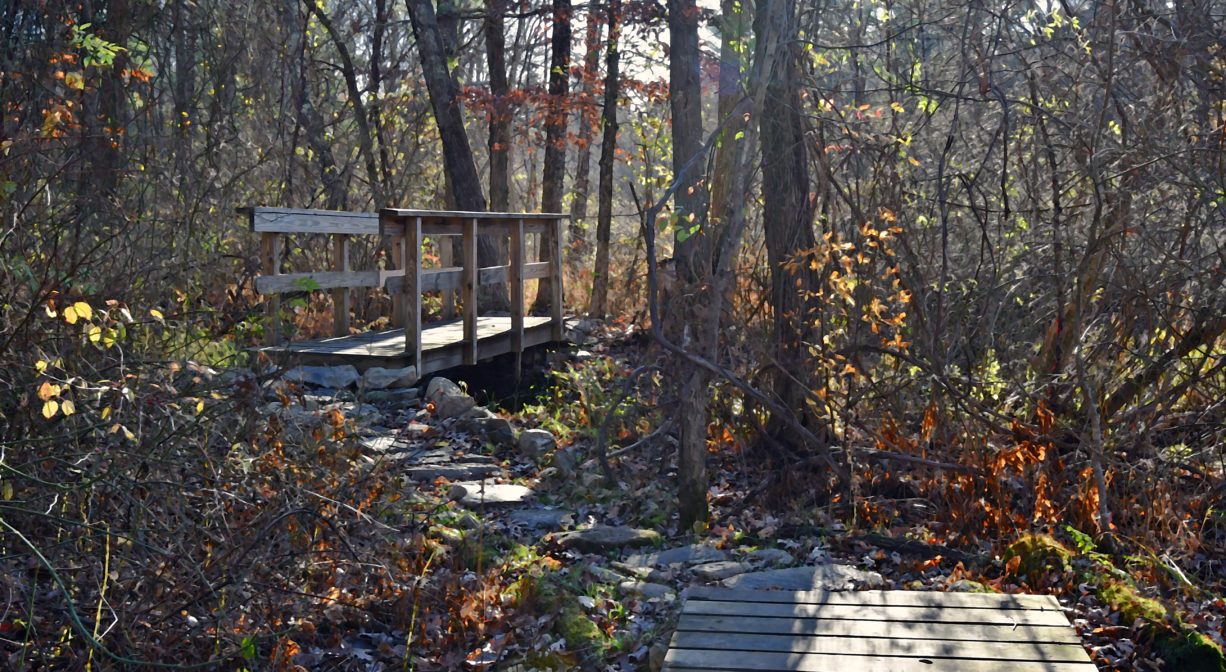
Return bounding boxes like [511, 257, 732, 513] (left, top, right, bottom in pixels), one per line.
[257, 315, 560, 373]
[664, 587, 1096, 672]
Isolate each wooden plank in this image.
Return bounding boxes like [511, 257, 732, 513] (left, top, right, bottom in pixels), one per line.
[462, 217, 478, 365]
[332, 234, 351, 336]
[255, 270, 383, 294]
[440, 235, 456, 320]
[380, 208, 567, 220]
[549, 218, 564, 341]
[685, 587, 1060, 612]
[672, 615, 1082, 645]
[663, 649, 1097, 672]
[668, 632, 1093, 663]
[404, 217, 422, 364]
[386, 264, 547, 294]
[509, 218, 525, 353]
[248, 207, 379, 235]
[260, 232, 282, 345]
[382, 217, 551, 237]
[681, 600, 1072, 627]
[390, 232, 405, 328]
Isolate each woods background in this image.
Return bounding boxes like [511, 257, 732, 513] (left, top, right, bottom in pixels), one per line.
[1, 0, 1224, 668]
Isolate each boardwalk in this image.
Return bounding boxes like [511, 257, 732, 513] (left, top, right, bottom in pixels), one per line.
[258, 315, 557, 372]
[664, 587, 1096, 672]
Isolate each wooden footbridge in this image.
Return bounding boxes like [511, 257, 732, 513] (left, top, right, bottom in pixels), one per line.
[243, 207, 569, 374]
[664, 588, 1097, 671]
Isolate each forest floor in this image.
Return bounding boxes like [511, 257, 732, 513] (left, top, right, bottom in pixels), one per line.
[244, 323, 1224, 671]
[10, 323, 1222, 670]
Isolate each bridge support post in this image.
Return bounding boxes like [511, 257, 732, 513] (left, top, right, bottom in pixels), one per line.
[462, 217, 478, 365]
[403, 216, 422, 366]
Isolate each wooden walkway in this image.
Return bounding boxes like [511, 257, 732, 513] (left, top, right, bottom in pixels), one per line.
[258, 315, 557, 371]
[664, 587, 1096, 672]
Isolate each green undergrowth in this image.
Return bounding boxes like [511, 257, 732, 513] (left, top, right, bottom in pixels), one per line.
[1004, 533, 1224, 671]
[523, 572, 614, 665]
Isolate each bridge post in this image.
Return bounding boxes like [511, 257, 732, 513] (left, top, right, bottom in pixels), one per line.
[403, 216, 422, 366]
[510, 218, 525, 353]
[332, 233, 351, 336]
[462, 217, 478, 365]
[260, 232, 282, 345]
[550, 217, 564, 341]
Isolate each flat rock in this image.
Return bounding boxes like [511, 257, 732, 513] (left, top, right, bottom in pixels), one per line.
[691, 561, 753, 581]
[551, 525, 662, 552]
[617, 580, 675, 601]
[406, 463, 501, 481]
[721, 564, 885, 590]
[361, 366, 418, 390]
[364, 388, 421, 405]
[623, 544, 727, 568]
[360, 436, 406, 453]
[507, 508, 573, 531]
[747, 548, 795, 567]
[517, 428, 557, 459]
[403, 421, 436, 439]
[425, 377, 475, 419]
[448, 481, 534, 507]
[284, 365, 360, 389]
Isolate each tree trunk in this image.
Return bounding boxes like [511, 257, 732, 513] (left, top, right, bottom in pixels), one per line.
[306, 0, 385, 207]
[755, 0, 822, 440]
[532, 0, 572, 314]
[588, 0, 620, 319]
[668, 0, 711, 530]
[406, 0, 506, 308]
[280, 0, 347, 210]
[485, 0, 510, 212]
[567, 10, 603, 263]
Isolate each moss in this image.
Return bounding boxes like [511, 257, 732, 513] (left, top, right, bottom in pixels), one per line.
[1150, 624, 1226, 672]
[1098, 581, 1166, 623]
[535, 577, 610, 662]
[1002, 534, 1072, 585]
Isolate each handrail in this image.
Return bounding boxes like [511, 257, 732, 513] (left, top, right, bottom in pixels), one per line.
[380, 210, 565, 366]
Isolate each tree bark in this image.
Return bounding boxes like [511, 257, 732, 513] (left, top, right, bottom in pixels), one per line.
[588, 0, 620, 319]
[567, 10, 603, 263]
[668, 0, 711, 530]
[532, 0, 572, 314]
[485, 0, 510, 212]
[406, 0, 507, 307]
[756, 0, 822, 439]
[305, 0, 385, 207]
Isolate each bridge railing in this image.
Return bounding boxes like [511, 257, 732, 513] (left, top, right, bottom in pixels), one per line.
[379, 209, 566, 367]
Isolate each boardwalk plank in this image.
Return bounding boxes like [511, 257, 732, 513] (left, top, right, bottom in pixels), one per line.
[681, 599, 1072, 626]
[686, 587, 1060, 611]
[663, 649, 1098, 672]
[668, 632, 1092, 662]
[673, 614, 1082, 644]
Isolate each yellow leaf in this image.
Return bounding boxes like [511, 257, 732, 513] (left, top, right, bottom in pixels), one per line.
[42, 399, 59, 419]
[72, 301, 93, 321]
[37, 381, 60, 401]
[150, 309, 164, 321]
[101, 406, 112, 420]
[63, 305, 78, 324]
[88, 325, 103, 343]
[2, 480, 12, 501]
[34, 360, 48, 373]
[195, 399, 205, 415]
[61, 399, 75, 416]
